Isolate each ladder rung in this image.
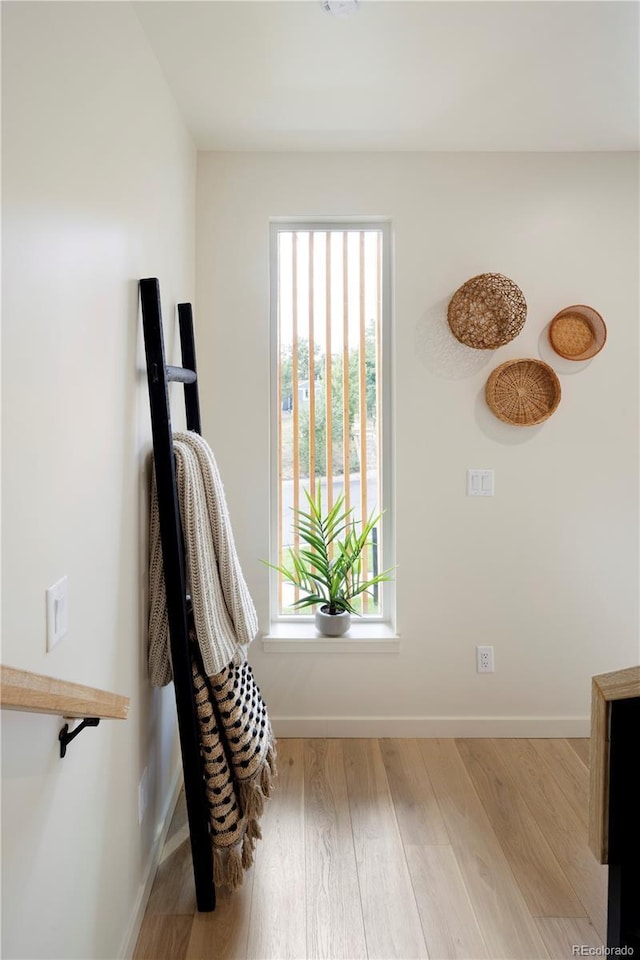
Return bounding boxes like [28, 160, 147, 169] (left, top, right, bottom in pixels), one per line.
[166, 365, 197, 384]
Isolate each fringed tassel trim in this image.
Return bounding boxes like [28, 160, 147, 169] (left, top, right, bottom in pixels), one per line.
[210, 737, 278, 891]
[257, 740, 277, 799]
[246, 817, 262, 842]
[238, 778, 265, 820]
[212, 843, 245, 891]
[237, 740, 278, 818]
[241, 832, 255, 870]
[211, 818, 264, 888]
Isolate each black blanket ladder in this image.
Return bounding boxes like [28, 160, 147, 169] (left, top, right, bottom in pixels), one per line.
[139, 277, 215, 912]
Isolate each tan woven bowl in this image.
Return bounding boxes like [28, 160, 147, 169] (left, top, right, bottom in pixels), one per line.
[486, 358, 561, 426]
[548, 305, 606, 361]
[448, 273, 527, 349]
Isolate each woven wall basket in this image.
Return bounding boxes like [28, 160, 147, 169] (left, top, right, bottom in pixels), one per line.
[548, 305, 607, 361]
[485, 358, 561, 426]
[448, 273, 527, 349]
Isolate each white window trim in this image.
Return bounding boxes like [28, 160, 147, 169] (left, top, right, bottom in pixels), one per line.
[268, 218, 395, 642]
[262, 623, 400, 653]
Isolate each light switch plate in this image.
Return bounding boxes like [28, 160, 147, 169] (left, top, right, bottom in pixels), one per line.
[46, 576, 68, 651]
[467, 468, 494, 497]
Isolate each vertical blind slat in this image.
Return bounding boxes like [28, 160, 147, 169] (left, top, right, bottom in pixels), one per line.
[308, 233, 316, 499]
[277, 235, 284, 612]
[292, 233, 300, 603]
[376, 231, 382, 514]
[325, 232, 334, 520]
[342, 232, 350, 518]
[359, 231, 369, 611]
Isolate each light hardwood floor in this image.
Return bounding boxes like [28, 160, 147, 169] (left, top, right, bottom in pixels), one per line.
[133, 738, 606, 960]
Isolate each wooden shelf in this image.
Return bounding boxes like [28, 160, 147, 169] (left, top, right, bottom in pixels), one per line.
[0, 665, 129, 720]
[591, 665, 640, 704]
[589, 665, 640, 863]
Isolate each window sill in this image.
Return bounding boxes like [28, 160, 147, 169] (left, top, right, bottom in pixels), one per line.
[261, 621, 400, 654]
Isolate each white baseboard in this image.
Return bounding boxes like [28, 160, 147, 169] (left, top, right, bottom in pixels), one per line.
[120, 764, 184, 960]
[271, 715, 591, 738]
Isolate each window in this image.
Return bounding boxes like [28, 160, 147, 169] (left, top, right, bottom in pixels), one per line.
[270, 221, 392, 623]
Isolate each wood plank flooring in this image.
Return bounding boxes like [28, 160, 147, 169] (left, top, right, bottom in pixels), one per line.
[133, 739, 606, 960]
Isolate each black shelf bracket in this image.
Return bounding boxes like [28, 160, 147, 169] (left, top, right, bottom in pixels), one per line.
[59, 718, 100, 758]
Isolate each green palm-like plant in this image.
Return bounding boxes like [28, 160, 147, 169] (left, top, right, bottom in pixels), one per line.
[267, 487, 394, 616]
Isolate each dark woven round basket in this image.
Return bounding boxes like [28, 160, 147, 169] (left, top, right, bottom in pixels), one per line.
[448, 273, 527, 349]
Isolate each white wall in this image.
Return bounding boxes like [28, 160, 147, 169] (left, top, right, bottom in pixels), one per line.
[196, 151, 639, 736]
[2, 4, 195, 957]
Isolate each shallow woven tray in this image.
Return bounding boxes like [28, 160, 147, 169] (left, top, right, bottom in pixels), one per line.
[448, 273, 527, 349]
[485, 358, 561, 426]
[548, 305, 606, 361]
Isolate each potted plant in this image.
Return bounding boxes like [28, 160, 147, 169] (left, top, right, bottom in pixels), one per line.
[266, 487, 394, 637]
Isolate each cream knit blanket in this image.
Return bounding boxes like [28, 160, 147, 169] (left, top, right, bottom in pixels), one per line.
[148, 431, 258, 687]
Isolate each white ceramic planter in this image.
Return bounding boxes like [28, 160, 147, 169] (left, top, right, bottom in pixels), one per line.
[314, 606, 351, 637]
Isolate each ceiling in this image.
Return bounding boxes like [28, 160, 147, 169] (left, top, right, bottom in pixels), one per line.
[134, 1, 640, 152]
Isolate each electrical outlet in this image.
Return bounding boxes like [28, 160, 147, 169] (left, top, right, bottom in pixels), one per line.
[476, 645, 494, 673]
[138, 768, 149, 825]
